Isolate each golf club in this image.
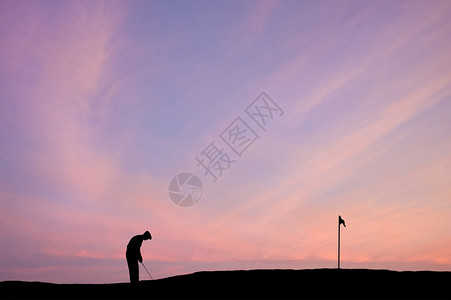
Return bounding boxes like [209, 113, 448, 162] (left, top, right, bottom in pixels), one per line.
[140, 261, 153, 280]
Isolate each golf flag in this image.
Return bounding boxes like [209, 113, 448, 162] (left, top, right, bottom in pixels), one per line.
[338, 215, 346, 269]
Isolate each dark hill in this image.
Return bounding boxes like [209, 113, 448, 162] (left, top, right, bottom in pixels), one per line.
[1, 268, 449, 299]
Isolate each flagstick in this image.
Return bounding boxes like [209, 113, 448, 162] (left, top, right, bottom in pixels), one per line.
[338, 216, 341, 269]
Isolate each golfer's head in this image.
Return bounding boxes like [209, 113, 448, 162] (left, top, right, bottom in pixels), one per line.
[143, 230, 152, 240]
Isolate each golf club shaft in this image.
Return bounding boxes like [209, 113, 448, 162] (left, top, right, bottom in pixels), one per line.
[140, 262, 153, 280]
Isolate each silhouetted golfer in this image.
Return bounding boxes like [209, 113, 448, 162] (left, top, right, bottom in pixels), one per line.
[126, 230, 152, 284]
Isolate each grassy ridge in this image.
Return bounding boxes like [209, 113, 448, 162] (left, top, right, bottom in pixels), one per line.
[1, 268, 449, 299]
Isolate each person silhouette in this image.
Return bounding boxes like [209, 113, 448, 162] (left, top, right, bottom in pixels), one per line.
[126, 230, 152, 284]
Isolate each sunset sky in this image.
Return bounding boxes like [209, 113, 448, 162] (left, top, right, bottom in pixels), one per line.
[1, 0, 451, 284]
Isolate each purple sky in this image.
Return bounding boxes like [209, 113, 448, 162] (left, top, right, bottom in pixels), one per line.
[1, 0, 451, 283]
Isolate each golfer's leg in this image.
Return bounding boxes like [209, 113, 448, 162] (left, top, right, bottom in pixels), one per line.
[130, 260, 139, 283]
[126, 255, 139, 284]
